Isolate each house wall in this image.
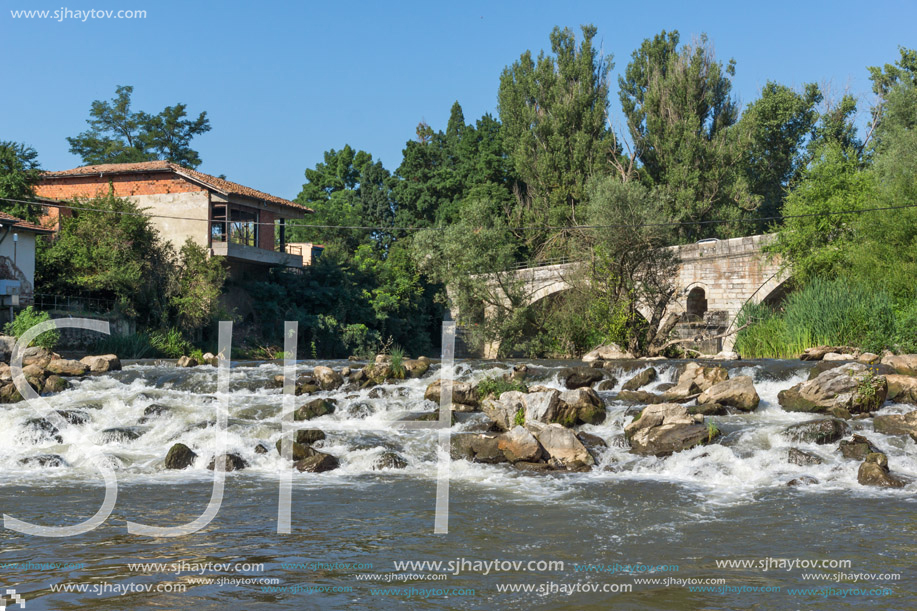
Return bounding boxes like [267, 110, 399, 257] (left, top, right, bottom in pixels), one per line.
[0, 231, 38, 298]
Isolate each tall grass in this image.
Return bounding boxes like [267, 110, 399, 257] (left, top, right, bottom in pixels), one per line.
[735, 278, 899, 358]
[89, 327, 195, 359]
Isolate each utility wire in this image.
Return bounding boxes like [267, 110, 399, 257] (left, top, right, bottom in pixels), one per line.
[1, 196, 916, 232]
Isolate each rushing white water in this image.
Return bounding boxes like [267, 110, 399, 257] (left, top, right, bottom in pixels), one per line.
[1, 359, 915, 507]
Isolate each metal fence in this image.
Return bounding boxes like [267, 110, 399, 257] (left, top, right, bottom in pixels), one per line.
[33, 293, 116, 314]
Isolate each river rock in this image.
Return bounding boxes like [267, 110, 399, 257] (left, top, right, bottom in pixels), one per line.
[372, 451, 408, 470]
[254, 442, 269, 454]
[596, 380, 616, 391]
[276, 439, 313, 461]
[887, 375, 917, 404]
[295, 429, 326, 445]
[823, 352, 856, 361]
[207, 453, 248, 471]
[498, 426, 544, 463]
[857, 352, 880, 364]
[687, 403, 728, 416]
[778, 363, 887, 414]
[176, 355, 198, 368]
[80, 354, 122, 373]
[43, 358, 88, 377]
[294, 398, 336, 421]
[616, 390, 667, 404]
[450, 433, 506, 464]
[624, 403, 716, 456]
[839, 435, 881, 460]
[788, 447, 823, 466]
[582, 343, 634, 363]
[424, 380, 479, 408]
[555, 388, 606, 426]
[800, 346, 857, 361]
[697, 376, 760, 411]
[481, 392, 524, 431]
[22, 417, 62, 443]
[523, 390, 562, 424]
[55, 409, 90, 425]
[873, 410, 917, 441]
[164, 443, 197, 469]
[787, 476, 820, 486]
[18, 454, 67, 468]
[665, 363, 727, 400]
[857, 452, 905, 488]
[294, 377, 319, 395]
[880, 354, 917, 376]
[560, 367, 604, 389]
[99, 427, 142, 443]
[22, 346, 54, 368]
[42, 375, 69, 394]
[782, 418, 850, 444]
[534, 424, 594, 469]
[294, 450, 339, 473]
[622, 368, 658, 391]
[403, 359, 430, 378]
[1, 382, 22, 403]
[311, 366, 343, 391]
[577, 431, 607, 456]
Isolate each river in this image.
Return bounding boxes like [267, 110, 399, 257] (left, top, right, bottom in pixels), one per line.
[0, 358, 913, 610]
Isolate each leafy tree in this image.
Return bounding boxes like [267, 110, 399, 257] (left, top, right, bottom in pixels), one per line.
[619, 31, 755, 240]
[0, 141, 42, 221]
[169, 239, 227, 338]
[498, 25, 617, 255]
[67, 85, 210, 168]
[738, 82, 822, 225]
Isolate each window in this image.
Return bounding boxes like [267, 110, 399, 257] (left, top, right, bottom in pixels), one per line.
[686, 287, 707, 321]
[210, 203, 259, 247]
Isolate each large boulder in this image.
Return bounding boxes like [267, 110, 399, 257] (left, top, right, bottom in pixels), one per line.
[880, 354, 917, 376]
[622, 368, 657, 391]
[481, 392, 524, 432]
[450, 433, 507, 464]
[697, 376, 760, 412]
[45, 359, 89, 377]
[80, 354, 121, 373]
[403, 359, 430, 378]
[887, 375, 917, 405]
[616, 390, 668, 404]
[522, 390, 561, 424]
[424, 380, 479, 408]
[294, 450, 339, 473]
[857, 452, 905, 488]
[873, 410, 917, 441]
[787, 447, 823, 466]
[176, 355, 198, 368]
[559, 367, 604, 389]
[293, 398, 336, 421]
[42, 375, 69, 394]
[164, 443, 197, 469]
[800, 346, 857, 361]
[312, 366, 344, 391]
[782, 418, 849, 444]
[534, 424, 594, 469]
[664, 363, 727, 400]
[623, 403, 715, 456]
[207, 454, 248, 472]
[497, 426, 544, 463]
[372, 451, 408, 470]
[295, 429, 326, 445]
[778, 363, 887, 414]
[555, 388, 606, 426]
[276, 439, 313, 461]
[839, 435, 881, 460]
[582, 343, 634, 363]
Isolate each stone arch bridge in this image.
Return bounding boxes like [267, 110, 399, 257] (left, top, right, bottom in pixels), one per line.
[461, 234, 789, 358]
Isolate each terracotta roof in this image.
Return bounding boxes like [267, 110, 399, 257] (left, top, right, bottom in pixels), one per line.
[0, 211, 54, 233]
[42, 161, 312, 213]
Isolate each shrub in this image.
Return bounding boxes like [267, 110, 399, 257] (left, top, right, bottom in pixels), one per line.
[149, 327, 193, 359]
[389, 345, 406, 378]
[476, 375, 528, 399]
[4, 306, 59, 350]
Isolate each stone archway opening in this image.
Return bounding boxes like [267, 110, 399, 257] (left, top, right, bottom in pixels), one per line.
[685, 287, 708, 322]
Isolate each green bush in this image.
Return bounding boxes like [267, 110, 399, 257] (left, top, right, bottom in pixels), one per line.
[4, 306, 60, 350]
[735, 278, 902, 358]
[476, 375, 528, 399]
[89, 333, 155, 359]
[389, 345, 406, 378]
[149, 327, 193, 359]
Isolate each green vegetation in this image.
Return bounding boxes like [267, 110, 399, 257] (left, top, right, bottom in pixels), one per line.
[4, 306, 59, 350]
[67, 85, 211, 168]
[389, 345, 406, 379]
[476, 376, 529, 399]
[706, 421, 720, 444]
[513, 408, 525, 427]
[2, 30, 912, 360]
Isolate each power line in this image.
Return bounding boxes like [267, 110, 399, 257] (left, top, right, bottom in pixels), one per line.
[1, 196, 916, 232]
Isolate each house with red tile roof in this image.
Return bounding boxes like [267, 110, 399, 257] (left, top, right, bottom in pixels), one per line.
[35, 161, 314, 276]
[0, 211, 54, 312]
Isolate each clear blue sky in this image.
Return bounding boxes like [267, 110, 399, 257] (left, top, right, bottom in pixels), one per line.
[2, 0, 915, 200]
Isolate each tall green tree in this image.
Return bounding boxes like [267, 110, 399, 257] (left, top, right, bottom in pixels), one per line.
[619, 31, 756, 240]
[67, 85, 211, 168]
[738, 82, 822, 225]
[498, 25, 617, 255]
[0, 141, 42, 221]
